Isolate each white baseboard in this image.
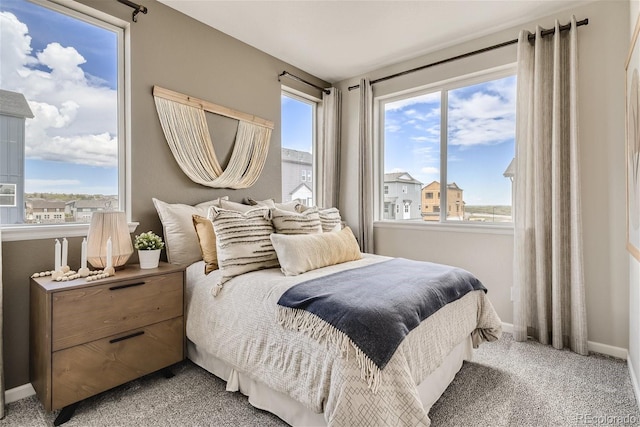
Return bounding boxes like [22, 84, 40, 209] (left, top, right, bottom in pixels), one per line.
[501, 322, 628, 359]
[5, 383, 35, 404]
[628, 356, 640, 411]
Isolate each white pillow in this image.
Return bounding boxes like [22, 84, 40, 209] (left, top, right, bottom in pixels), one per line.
[219, 199, 255, 213]
[271, 207, 322, 234]
[247, 198, 301, 212]
[270, 226, 362, 276]
[208, 206, 280, 291]
[152, 197, 227, 265]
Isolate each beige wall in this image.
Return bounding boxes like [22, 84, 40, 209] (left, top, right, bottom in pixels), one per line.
[2, 0, 327, 389]
[337, 0, 630, 350]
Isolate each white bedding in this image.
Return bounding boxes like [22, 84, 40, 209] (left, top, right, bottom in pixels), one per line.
[185, 254, 502, 426]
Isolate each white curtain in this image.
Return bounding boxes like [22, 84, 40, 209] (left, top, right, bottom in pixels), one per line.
[0, 225, 4, 418]
[513, 16, 588, 355]
[358, 79, 374, 253]
[316, 87, 342, 209]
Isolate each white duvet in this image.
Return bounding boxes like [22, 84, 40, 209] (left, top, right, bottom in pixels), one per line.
[185, 254, 502, 426]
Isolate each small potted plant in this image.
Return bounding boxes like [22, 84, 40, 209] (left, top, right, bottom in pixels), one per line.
[134, 231, 165, 269]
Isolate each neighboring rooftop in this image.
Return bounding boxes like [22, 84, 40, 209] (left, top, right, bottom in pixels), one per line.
[0, 89, 34, 119]
[384, 172, 423, 185]
[282, 147, 312, 164]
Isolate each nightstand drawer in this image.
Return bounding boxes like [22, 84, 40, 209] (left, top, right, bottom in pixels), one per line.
[52, 272, 183, 351]
[51, 316, 183, 410]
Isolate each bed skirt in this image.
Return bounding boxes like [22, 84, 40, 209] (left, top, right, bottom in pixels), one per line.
[187, 335, 473, 426]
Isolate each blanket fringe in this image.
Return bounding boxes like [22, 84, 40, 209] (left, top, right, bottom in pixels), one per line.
[277, 306, 382, 393]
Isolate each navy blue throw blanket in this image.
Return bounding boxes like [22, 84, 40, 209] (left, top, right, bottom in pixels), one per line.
[277, 258, 486, 372]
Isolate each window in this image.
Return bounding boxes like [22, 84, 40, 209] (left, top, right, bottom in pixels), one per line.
[404, 204, 409, 213]
[380, 69, 515, 224]
[0, 184, 16, 207]
[402, 185, 408, 194]
[384, 185, 389, 195]
[281, 91, 317, 206]
[0, 0, 125, 232]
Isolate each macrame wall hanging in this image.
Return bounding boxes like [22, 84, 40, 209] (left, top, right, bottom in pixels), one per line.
[153, 86, 274, 189]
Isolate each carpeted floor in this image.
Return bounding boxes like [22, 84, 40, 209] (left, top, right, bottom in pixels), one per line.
[2, 333, 639, 426]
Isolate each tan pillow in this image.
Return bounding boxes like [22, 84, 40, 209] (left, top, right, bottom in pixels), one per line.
[271, 207, 322, 234]
[192, 215, 218, 274]
[270, 226, 362, 276]
[208, 206, 280, 290]
[152, 197, 227, 265]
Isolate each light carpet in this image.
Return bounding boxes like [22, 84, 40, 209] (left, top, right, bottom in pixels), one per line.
[2, 333, 638, 426]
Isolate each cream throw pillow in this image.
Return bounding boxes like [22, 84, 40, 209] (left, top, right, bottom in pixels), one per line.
[247, 198, 302, 212]
[271, 207, 322, 234]
[208, 206, 280, 292]
[270, 226, 362, 276]
[192, 215, 218, 274]
[152, 197, 227, 265]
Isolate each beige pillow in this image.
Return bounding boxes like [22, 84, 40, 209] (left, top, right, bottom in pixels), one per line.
[192, 215, 218, 274]
[247, 198, 301, 212]
[270, 226, 362, 276]
[152, 197, 227, 265]
[271, 207, 322, 235]
[219, 199, 254, 213]
[299, 205, 342, 232]
[208, 206, 280, 289]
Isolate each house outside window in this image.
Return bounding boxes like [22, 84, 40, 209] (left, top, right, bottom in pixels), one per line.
[281, 91, 317, 206]
[380, 68, 515, 224]
[0, 0, 127, 235]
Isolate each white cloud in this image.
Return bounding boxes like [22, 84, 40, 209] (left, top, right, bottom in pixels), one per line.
[447, 78, 516, 147]
[385, 92, 439, 112]
[0, 12, 118, 167]
[420, 166, 439, 175]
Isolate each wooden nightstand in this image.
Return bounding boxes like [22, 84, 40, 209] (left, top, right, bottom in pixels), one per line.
[30, 262, 186, 425]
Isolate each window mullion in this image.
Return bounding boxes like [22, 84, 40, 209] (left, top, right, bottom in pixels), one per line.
[440, 90, 448, 223]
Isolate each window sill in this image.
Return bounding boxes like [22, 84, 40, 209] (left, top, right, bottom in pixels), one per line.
[373, 220, 514, 235]
[1, 222, 140, 242]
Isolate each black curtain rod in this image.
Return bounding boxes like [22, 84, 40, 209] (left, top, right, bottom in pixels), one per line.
[348, 18, 588, 91]
[279, 71, 331, 95]
[116, 0, 148, 22]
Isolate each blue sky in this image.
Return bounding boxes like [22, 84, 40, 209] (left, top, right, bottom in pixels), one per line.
[281, 94, 313, 153]
[1, 0, 119, 196]
[384, 76, 516, 205]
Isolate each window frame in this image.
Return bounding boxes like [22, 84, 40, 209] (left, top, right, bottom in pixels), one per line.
[375, 63, 517, 229]
[280, 86, 320, 206]
[0, 0, 135, 241]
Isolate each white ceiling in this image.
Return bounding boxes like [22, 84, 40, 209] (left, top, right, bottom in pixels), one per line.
[157, 0, 589, 83]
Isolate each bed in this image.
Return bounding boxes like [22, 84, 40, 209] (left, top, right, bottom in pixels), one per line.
[154, 198, 502, 426]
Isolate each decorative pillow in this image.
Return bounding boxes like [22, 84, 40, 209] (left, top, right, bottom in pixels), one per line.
[152, 197, 227, 265]
[247, 198, 301, 212]
[270, 226, 362, 276]
[192, 215, 218, 275]
[271, 207, 322, 234]
[298, 205, 342, 232]
[208, 206, 280, 294]
[219, 199, 255, 213]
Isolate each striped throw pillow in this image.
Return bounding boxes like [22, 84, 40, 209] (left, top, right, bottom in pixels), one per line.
[298, 206, 343, 232]
[271, 207, 322, 235]
[207, 206, 279, 293]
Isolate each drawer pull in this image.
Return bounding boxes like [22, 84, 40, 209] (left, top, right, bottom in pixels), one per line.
[109, 282, 145, 291]
[109, 331, 144, 344]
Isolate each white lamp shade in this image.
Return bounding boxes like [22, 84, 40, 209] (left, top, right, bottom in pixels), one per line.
[86, 211, 133, 269]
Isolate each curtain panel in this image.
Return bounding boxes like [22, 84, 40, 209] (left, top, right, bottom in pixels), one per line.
[513, 16, 588, 355]
[358, 79, 374, 254]
[317, 88, 342, 209]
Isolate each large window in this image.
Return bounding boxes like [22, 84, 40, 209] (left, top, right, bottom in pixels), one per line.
[281, 91, 317, 207]
[381, 69, 516, 224]
[0, 0, 124, 229]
